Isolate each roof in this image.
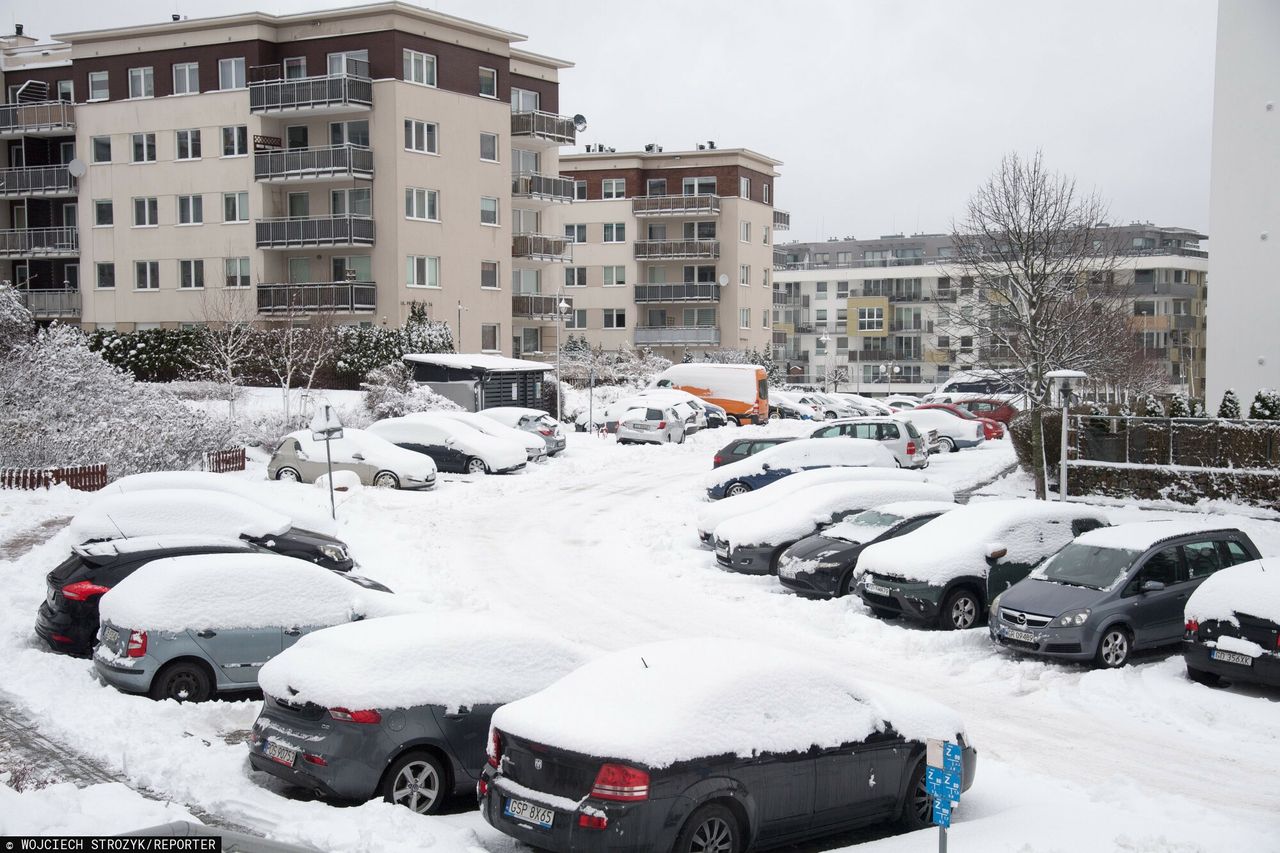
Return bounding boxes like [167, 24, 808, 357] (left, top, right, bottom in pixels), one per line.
[1074, 520, 1241, 553]
[402, 353, 553, 373]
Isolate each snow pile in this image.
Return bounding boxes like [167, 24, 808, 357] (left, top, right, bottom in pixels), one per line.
[492, 638, 966, 768]
[859, 499, 1109, 585]
[98, 553, 406, 632]
[0, 782, 199, 836]
[287, 428, 439, 479]
[717, 482, 955, 549]
[259, 615, 591, 711]
[705, 438, 897, 489]
[316, 470, 363, 492]
[822, 500, 959, 543]
[1185, 558, 1280, 627]
[70, 490, 293, 545]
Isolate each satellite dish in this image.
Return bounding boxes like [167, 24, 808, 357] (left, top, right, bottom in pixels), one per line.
[67, 158, 87, 178]
[572, 114, 588, 132]
[717, 274, 729, 287]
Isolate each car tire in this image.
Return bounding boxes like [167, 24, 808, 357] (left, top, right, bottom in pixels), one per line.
[940, 587, 982, 630]
[938, 436, 957, 453]
[1186, 665, 1221, 686]
[674, 803, 742, 853]
[373, 470, 400, 489]
[382, 750, 446, 816]
[724, 482, 751, 498]
[275, 466, 302, 483]
[899, 760, 932, 831]
[465, 457, 488, 475]
[1095, 626, 1132, 668]
[149, 660, 213, 703]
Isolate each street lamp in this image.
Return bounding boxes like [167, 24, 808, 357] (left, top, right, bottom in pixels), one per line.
[1046, 369, 1087, 502]
[555, 296, 570, 423]
[880, 361, 901, 394]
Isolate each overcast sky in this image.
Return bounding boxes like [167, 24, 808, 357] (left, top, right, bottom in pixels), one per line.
[8, 0, 1218, 242]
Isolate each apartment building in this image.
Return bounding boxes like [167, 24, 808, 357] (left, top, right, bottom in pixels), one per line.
[0, 4, 579, 357]
[552, 146, 787, 362]
[774, 224, 1208, 397]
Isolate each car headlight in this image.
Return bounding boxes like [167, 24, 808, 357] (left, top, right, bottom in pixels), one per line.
[1054, 609, 1090, 627]
[319, 544, 348, 563]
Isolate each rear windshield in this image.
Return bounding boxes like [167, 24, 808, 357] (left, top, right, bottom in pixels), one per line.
[1030, 543, 1141, 591]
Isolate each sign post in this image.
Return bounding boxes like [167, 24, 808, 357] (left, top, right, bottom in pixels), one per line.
[926, 738, 964, 853]
[309, 403, 344, 520]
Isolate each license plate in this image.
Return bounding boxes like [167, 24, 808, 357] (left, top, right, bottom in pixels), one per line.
[102, 626, 119, 647]
[863, 582, 891, 597]
[265, 741, 297, 767]
[504, 797, 554, 829]
[1003, 628, 1037, 644]
[1211, 649, 1253, 667]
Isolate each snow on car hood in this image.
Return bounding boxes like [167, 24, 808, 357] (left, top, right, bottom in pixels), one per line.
[1185, 558, 1280, 627]
[716, 482, 954, 549]
[704, 438, 897, 490]
[858, 499, 1109, 586]
[71, 490, 293, 545]
[98, 553, 406, 633]
[492, 638, 966, 769]
[290, 429, 438, 480]
[258, 615, 591, 712]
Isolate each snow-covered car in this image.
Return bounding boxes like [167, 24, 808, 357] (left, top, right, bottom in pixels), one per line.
[433, 411, 548, 463]
[990, 521, 1259, 668]
[713, 481, 954, 575]
[482, 638, 976, 851]
[249, 616, 590, 815]
[855, 500, 1109, 630]
[703, 437, 897, 500]
[269, 428, 438, 489]
[479, 407, 567, 455]
[894, 408, 984, 453]
[617, 404, 685, 445]
[1183, 557, 1280, 689]
[777, 501, 960, 598]
[93, 553, 402, 702]
[811, 416, 930, 469]
[366, 415, 526, 475]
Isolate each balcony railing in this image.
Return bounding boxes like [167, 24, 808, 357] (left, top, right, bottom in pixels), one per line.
[510, 111, 576, 145]
[255, 215, 375, 249]
[0, 227, 78, 257]
[632, 195, 721, 217]
[249, 60, 372, 114]
[0, 165, 76, 198]
[253, 144, 373, 182]
[512, 293, 574, 320]
[511, 172, 575, 203]
[512, 233, 572, 262]
[634, 326, 721, 346]
[633, 283, 721, 303]
[634, 239, 720, 260]
[773, 209, 791, 230]
[256, 282, 376, 314]
[0, 101, 74, 137]
[17, 288, 80, 317]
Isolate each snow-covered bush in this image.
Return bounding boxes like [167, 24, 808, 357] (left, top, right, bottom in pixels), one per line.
[1139, 393, 1165, 418]
[1167, 392, 1191, 418]
[1218, 388, 1242, 419]
[1249, 389, 1280, 421]
[360, 363, 460, 420]
[0, 283, 33, 353]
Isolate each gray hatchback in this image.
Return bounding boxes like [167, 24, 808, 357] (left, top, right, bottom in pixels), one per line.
[990, 521, 1260, 668]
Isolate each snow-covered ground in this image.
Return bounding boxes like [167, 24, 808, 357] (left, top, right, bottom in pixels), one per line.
[1, 429, 1277, 851]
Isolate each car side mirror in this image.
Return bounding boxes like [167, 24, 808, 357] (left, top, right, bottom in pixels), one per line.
[1140, 579, 1166, 593]
[985, 542, 1008, 561]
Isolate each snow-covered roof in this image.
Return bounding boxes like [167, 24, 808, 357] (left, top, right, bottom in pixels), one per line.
[402, 353, 553, 373]
[1074, 520, 1239, 553]
[491, 638, 965, 769]
[74, 535, 256, 560]
[258, 615, 591, 712]
[71, 491, 293, 545]
[1185, 559, 1280, 626]
[705, 438, 897, 489]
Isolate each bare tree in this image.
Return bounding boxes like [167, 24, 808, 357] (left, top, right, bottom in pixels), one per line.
[256, 299, 338, 425]
[937, 151, 1130, 499]
[195, 287, 258, 418]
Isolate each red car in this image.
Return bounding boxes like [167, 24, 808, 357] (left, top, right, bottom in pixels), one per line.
[953, 397, 1019, 426]
[915, 402, 1005, 440]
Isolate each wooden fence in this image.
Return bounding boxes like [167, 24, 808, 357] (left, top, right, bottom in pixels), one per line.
[202, 447, 247, 473]
[0, 464, 109, 492]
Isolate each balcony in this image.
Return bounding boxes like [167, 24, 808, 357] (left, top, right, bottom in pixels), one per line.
[256, 282, 376, 315]
[635, 326, 721, 346]
[773, 209, 791, 230]
[0, 165, 77, 198]
[512, 233, 572, 263]
[511, 172, 575, 204]
[634, 240, 720, 261]
[512, 293, 574, 320]
[0, 227, 78, 257]
[249, 60, 372, 115]
[0, 101, 74, 138]
[17, 288, 80, 318]
[632, 195, 721, 217]
[510, 111, 576, 146]
[255, 215, 375, 249]
[253, 144, 373, 183]
[633, 283, 721, 303]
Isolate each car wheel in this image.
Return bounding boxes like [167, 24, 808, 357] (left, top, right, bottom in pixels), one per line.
[382, 750, 446, 816]
[941, 587, 981, 630]
[465, 457, 488, 475]
[373, 470, 400, 489]
[149, 661, 213, 703]
[1095, 626, 1132, 668]
[938, 436, 957, 453]
[275, 466, 302, 483]
[724, 482, 751, 498]
[675, 803, 742, 853]
[1186, 666, 1221, 686]
[899, 761, 932, 830]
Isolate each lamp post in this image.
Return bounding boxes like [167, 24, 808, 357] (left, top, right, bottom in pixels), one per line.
[1045, 370, 1087, 502]
[555, 296, 570, 423]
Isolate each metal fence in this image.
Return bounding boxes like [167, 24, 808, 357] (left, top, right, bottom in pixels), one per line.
[1069, 414, 1280, 470]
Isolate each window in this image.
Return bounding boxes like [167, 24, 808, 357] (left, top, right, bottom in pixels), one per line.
[739, 265, 750, 286]
[739, 308, 750, 329]
[565, 267, 586, 288]
[603, 308, 626, 329]
[131, 133, 156, 163]
[682, 176, 716, 195]
[763, 182, 770, 204]
[88, 71, 109, 101]
[93, 200, 113, 227]
[223, 191, 249, 222]
[405, 188, 440, 221]
[647, 178, 667, 197]
[565, 309, 587, 329]
[91, 136, 111, 163]
[332, 187, 371, 216]
[739, 176, 750, 198]
[175, 129, 201, 160]
[480, 196, 500, 226]
[225, 257, 250, 288]
[603, 265, 626, 286]
[283, 57, 307, 79]
[132, 197, 158, 227]
[177, 194, 203, 225]
[222, 125, 248, 156]
[128, 67, 153, 99]
[480, 132, 499, 162]
[573, 181, 587, 200]
[96, 263, 115, 289]
[403, 50, 437, 86]
[406, 255, 440, 288]
[739, 220, 750, 242]
[602, 178, 626, 199]
[57, 80, 73, 102]
[218, 57, 246, 90]
[857, 307, 884, 331]
[179, 259, 204, 289]
[172, 62, 199, 95]
[404, 119, 438, 154]
[135, 261, 160, 290]
[479, 66, 497, 98]
[565, 224, 587, 243]
[479, 261, 499, 289]
[511, 87, 539, 112]
[603, 223, 625, 243]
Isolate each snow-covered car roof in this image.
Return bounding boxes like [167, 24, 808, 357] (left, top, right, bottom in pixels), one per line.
[491, 638, 966, 769]
[258, 615, 591, 712]
[98, 553, 405, 633]
[73, 535, 257, 560]
[1185, 559, 1280, 626]
[287, 428, 439, 479]
[858, 499, 1110, 585]
[716, 482, 955, 549]
[704, 438, 897, 489]
[70, 490, 293, 545]
[1070, 519, 1239, 553]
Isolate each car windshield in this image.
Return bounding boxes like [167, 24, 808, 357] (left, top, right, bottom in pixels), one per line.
[1030, 543, 1141, 590]
[824, 510, 904, 544]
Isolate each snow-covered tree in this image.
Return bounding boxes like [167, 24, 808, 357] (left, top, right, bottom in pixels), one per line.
[1249, 388, 1280, 421]
[1218, 388, 1242, 419]
[0, 282, 33, 352]
[360, 363, 461, 419]
[1167, 392, 1191, 418]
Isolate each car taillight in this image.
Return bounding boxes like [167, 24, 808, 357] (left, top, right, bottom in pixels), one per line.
[906, 441, 916, 456]
[126, 630, 147, 658]
[591, 763, 649, 801]
[487, 729, 503, 768]
[1184, 619, 1199, 636]
[61, 581, 111, 602]
[329, 707, 382, 724]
